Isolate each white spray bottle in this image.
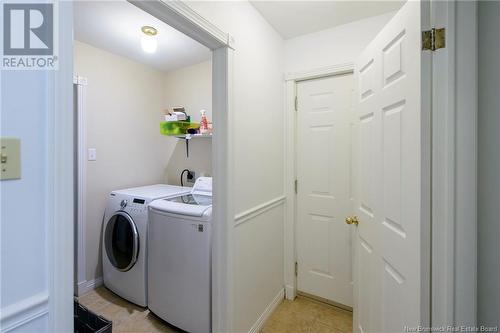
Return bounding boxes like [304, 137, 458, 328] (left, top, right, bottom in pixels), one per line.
[200, 110, 208, 134]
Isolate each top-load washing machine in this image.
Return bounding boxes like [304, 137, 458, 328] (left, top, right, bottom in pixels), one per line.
[102, 184, 190, 307]
[148, 177, 212, 333]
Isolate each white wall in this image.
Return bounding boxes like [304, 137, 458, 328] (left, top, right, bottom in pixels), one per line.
[164, 60, 212, 123]
[163, 61, 213, 185]
[74, 41, 176, 283]
[478, 1, 500, 326]
[165, 138, 212, 186]
[186, 2, 285, 332]
[1, 69, 50, 333]
[0, 3, 73, 331]
[285, 11, 395, 73]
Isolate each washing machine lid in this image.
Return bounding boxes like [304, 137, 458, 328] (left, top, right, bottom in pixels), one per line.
[149, 195, 212, 217]
[190, 177, 212, 196]
[111, 184, 190, 201]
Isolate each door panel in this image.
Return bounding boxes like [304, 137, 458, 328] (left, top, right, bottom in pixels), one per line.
[353, 1, 430, 332]
[296, 74, 354, 307]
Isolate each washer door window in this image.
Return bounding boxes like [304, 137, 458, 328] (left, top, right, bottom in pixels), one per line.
[104, 212, 139, 272]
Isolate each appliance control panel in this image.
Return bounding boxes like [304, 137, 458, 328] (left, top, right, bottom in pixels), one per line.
[110, 195, 147, 213]
[127, 198, 146, 213]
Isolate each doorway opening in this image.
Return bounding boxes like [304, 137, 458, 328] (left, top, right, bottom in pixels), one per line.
[283, 2, 433, 332]
[70, 1, 233, 332]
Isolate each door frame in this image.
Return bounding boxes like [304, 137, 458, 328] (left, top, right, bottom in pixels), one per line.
[284, 2, 478, 328]
[430, 0, 478, 326]
[52, 1, 235, 332]
[73, 75, 88, 296]
[284, 63, 355, 301]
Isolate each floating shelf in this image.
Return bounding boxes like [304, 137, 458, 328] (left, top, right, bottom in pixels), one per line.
[174, 133, 212, 158]
[174, 133, 212, 140]
[160, 121, 211, 157]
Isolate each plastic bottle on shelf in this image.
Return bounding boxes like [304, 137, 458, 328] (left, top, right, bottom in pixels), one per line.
[200, 110, 208, 134]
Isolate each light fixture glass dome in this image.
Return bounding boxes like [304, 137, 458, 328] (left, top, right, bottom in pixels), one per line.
[141, 35, 157, 53]
[141, 26, 158, 54]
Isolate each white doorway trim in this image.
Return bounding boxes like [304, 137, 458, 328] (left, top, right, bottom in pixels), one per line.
[431, 0, 477, 326]
[284, 63, 355, 301]
[73, 75, 88, 296]
[49, 3, 75, 331]
[54, 1, 234, 332]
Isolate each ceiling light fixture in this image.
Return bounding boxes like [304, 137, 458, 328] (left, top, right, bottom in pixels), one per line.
[141, 26, 158, 53]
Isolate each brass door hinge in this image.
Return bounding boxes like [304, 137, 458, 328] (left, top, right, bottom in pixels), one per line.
[422, 28, 446, 51]
[294, 179, 298, 194]
[294, 96, 298, 111]
[295, 262, 298, 276]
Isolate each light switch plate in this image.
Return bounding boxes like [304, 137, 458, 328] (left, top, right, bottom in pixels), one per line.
[88, 148, 97, 161]
[1, 137, 21, 180]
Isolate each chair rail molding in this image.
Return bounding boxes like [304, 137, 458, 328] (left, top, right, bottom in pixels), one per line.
[234, 196, 286, 227]
[0, 293, 49, 332]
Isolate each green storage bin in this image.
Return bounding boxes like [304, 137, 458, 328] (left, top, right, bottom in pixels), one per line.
[160, 121, 200, 136]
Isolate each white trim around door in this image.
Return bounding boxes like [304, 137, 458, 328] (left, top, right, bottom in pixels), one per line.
[284, 64, 355, 301]
[73, 75, 88, 297]
[431, 0, 478, 326]
[285, 62, 356, 82]
[54, 1, 235, 331]
[48, 2, 75, 331]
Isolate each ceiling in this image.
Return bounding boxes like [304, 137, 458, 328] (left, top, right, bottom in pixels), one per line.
[74, 1, 211, 72]
[250, 1, 405, 39]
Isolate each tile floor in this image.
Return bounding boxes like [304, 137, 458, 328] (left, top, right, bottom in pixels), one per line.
[78, 287, 179, 333]
[261, 296, 353, 333]
[78, 287, 353, 333]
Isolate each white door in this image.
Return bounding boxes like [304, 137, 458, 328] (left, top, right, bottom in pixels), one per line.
[296, 73, 355, 307]
[353, 1, 430, 332]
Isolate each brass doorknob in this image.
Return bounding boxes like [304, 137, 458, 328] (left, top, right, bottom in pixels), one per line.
[345, 216, 359, 226]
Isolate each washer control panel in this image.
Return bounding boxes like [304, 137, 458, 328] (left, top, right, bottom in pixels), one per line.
[125, 198, 147, 213]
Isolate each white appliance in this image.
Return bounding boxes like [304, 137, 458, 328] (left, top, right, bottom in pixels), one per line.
[148, 177, 212, 333]
[102, 184, 190, 307]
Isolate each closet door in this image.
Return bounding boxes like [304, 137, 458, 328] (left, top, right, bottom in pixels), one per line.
[352, 1, 431, 332]
[296, 73, 354, 307]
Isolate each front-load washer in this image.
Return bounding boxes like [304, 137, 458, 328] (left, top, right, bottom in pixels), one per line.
[102, 184, 190, 307]
[148, 177, 212, 333]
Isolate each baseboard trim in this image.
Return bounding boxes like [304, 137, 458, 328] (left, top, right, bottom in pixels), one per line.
[285, 284, 296, 300]
[234, 196, 285, 227]
[0, 292, 49, 332]
[248, 289, 284, 333]
[77, 276, 103, 296]
[297, 291, 353, 312]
